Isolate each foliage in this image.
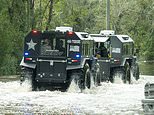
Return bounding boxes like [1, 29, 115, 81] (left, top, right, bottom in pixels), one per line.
[0, 0, 153, 75]
[110, 0, 154, 60]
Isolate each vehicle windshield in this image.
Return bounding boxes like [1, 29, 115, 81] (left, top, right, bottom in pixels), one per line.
[40, 38, 66, 57]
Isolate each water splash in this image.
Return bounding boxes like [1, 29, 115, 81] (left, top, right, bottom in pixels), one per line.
[20, 79, 32, 92]
[113, 72, 124, 84]
[67, 79, 81, 93]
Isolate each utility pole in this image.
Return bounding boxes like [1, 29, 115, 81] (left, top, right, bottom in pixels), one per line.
[106, 0, 110, 30]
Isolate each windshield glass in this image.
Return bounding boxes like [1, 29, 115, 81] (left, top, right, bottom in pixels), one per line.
[40, 38, 66, 57]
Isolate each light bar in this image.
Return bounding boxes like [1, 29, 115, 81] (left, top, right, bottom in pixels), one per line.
[100, 30, 115, 36]
[67, 31, 74, 36]
[32, 30, 38, 34]
[55, 27, 73, 32]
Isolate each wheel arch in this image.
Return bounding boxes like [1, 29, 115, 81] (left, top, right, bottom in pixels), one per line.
[20, 57, 36, 69]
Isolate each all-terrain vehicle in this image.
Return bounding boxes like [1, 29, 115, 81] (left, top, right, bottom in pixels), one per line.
[90, 30, 139, 83]
[20, 27, 101, 91]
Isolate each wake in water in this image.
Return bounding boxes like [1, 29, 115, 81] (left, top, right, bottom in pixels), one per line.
[67, 79, 81, 93]
[0, 80, 31, 93]
[20, 79, 33, 92]
[113, 69, 139, 84]
[67, 74, 97, 94]
[113, 72, 124, 84]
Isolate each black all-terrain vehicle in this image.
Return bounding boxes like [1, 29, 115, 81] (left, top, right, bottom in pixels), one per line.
[90, 30, 139, 83]
[20, 27, 101, 91]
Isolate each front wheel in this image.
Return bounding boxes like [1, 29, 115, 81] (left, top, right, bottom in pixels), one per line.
[94, 68, 101, 86]
[111, 65, 131, 84]
[83, 64, 92, 89]
[133, 63, 140, 80]
[85, 68, 91, 89]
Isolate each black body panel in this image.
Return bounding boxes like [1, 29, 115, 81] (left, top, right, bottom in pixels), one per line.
[98, 57, 110, 81]
[24, 31, 42, 63]
[36, 58, 67, 83]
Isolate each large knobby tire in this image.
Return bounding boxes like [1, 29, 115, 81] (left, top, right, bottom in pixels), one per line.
[84, 64, 92, 89]
[124, 62, 131, 84]
[85, 69, 91, 89]
[134, 63, 140, 80]
[112, 62, 131, 84]
[95, 63, 101, 86]
[94, 68, 101, 86]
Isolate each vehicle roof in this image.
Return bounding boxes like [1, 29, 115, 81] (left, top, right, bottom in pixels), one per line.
[113, 35, 134, 43]
[89, 34, 109, 42]
[75, 32, 93, 40]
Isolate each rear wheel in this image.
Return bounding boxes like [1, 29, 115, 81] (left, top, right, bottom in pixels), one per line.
[133, 63, 140, 80]
[111, 62, 131, 84]
[69, 64, 92, 92]
[85, 68, 91, 89]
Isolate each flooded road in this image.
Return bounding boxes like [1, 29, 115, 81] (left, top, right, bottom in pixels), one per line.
[0, 75, 153, 115]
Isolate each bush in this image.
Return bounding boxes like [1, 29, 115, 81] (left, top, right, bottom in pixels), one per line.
[0, 55, 18, 76]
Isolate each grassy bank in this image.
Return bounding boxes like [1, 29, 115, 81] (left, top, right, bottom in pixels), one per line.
[0, 75, 20, 82]
[139, 61, 154, 76]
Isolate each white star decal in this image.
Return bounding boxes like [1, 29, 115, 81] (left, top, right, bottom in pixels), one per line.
[26, 39, 37, 50]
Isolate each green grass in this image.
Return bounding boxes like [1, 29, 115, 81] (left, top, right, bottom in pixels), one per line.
[139, 62, 154, 75]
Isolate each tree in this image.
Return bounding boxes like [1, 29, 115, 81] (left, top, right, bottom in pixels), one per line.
[110, 0, 154, 60]
[0, 0, 153, 76]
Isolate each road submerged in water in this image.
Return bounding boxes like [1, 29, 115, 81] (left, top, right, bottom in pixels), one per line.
[0, 75, 153, 115]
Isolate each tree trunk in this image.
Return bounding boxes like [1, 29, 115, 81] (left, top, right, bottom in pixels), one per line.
[46, 0, 53, 30]
[30, 0, 35, 29]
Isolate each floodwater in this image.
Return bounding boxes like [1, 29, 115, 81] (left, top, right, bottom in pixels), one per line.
[0, 75, 153, 115]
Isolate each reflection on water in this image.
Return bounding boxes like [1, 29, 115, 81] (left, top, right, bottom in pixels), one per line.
[139, 61, 154, 75]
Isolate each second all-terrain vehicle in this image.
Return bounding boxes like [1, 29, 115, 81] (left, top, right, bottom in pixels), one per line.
[90, 30, 139, 83]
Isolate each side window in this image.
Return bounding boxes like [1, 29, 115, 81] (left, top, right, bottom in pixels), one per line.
[85, 44, 89, 55]
[70, 45, 80, 52]
[123, 43, 133, 55]
[82, 40, 93, 56]
[82, 43, 89, 56]
[55, 39, 66, 52]
[96, 42, 108, 57]
[123, 43, 128, 55]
